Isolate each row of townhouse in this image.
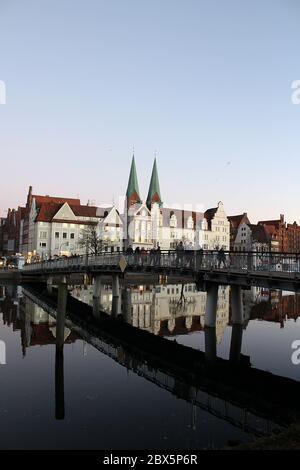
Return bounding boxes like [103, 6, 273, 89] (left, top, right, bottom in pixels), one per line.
[0, 157, 231, 260]
[228, 213, 300, 252]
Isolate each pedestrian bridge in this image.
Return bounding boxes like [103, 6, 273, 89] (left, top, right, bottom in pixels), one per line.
[22, 250, 300, 292]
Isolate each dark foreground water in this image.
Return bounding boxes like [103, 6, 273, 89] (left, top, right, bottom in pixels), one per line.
[0, 283, 300, 449]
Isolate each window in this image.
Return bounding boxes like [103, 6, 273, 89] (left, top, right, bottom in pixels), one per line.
[39, 231, 47, 239]
[170, 213, 177, 228]
[55, 232, 59, 238]
[70, 233, 75, 239]
[39, 242, 47, 248]
[63, 232, 67, 239]
[187, 216, 194, 230]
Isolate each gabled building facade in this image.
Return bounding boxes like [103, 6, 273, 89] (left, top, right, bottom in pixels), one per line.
[123, 157, 230, 250]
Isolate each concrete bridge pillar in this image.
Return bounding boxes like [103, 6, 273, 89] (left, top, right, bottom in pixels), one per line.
[204, 326, 217, 363]
[56, 277, 68, 350]
[55, 346, 65, 420]
[92, 276, 102, 318]
[229, 324, 243, 365]
[122, 287, 132, 323]
[204, 284, 219, 327]
[112, 274, 121, 317]
[231, 285, 244, 324]
[47, 276, 53, 295]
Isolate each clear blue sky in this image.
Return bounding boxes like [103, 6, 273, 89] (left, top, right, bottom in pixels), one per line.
[0, 0, 300, 223]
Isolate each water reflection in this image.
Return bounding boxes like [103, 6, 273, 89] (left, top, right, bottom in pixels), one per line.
[1, 282, 300, 449]
[72, 282, 230, 342]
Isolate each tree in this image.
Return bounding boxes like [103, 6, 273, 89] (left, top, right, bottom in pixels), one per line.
[78, 225, 103, 256]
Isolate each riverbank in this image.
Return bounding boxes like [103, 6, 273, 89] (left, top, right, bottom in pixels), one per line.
[235, 424, 300, 450]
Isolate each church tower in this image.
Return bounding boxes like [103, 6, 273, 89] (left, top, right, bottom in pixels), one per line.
[146, 158, 163, 209]
[126, 155, 142, 208]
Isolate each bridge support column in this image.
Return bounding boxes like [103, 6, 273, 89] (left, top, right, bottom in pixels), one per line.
[204, 284, 219, 327]
[56, 277, 68, 350]
[229, 324, 243, 365]
[231, 286, 244, 324]
[92, 276, 102, 319]
[112, 275, 121, 317]
[204, 326, 217, 363]
[47, 276, 53, 295]
[122, 287, 132, 323]
[55, 345, 65, 420]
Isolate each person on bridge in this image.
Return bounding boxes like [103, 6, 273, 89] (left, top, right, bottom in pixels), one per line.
[217, 248, 227, 268]
[196, 248, 204, 270]
[176, 241, 184, 267]
[155, 243, 161, 266]
[134, 246, 141, 265]
[140, 247, 147, 266]
[149, 247, 155, 266]
[126, 245, 133, 255]
[185, 243, 194, 268]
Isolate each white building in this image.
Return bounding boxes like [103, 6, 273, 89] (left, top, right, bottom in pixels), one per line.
[123, 156, 230, 251]
[21, 188, 123, 259]
[233, 222, 270, 252]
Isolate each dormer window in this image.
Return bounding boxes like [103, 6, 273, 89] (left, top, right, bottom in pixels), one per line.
[187, 216, 194, 230]
[170, 212, 177, 228]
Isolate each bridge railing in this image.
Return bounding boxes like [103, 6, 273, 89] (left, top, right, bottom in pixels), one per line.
[22, 250, 300, 275]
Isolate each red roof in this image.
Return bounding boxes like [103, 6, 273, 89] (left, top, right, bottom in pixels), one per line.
[33, 194, 81, 207]
[70, 205, 98, 217]
[204, 207, 218, 230]
[35, 203, 62, 222]
[35, 202, 98, 222]
[228, 213, 250, 230]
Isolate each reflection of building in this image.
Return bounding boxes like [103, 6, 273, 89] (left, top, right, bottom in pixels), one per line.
[1, 294, 78, 355]
[72, 282, 230, 343]
[249, 290, 300, 327]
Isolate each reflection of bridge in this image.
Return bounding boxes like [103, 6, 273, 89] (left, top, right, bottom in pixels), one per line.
[22, 251, 300, 292]
[22, 285, 300, 437]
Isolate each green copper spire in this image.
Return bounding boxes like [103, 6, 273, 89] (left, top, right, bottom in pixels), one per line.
[126, 155, 142, 205]
[146, 158, 163, 208]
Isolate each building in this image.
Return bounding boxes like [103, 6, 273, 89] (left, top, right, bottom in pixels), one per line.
[124, 156, 230, 250]
[258, 215, 288, 252]
[286, 222, 300, 253]
[233, 223, 271, 252]
[0, 156, 230, 257]
[0, 207, 24, 256]
[227, 213, 250, 250]
[0, 186, 123, 260]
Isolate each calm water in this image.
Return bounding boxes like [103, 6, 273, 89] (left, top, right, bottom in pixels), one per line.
[0, 283, 300, 450]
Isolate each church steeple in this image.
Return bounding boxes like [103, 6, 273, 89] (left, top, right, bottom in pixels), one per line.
[146, 158, 163, 209]
[126, 155, 142, 206]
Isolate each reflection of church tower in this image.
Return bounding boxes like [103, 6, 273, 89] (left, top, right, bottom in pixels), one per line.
[146, 158, 163, 209]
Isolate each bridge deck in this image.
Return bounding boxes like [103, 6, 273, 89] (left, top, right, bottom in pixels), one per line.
[22, 251, 300, 291]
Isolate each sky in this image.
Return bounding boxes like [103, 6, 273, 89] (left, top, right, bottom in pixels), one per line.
[0, 0, 300, 223]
